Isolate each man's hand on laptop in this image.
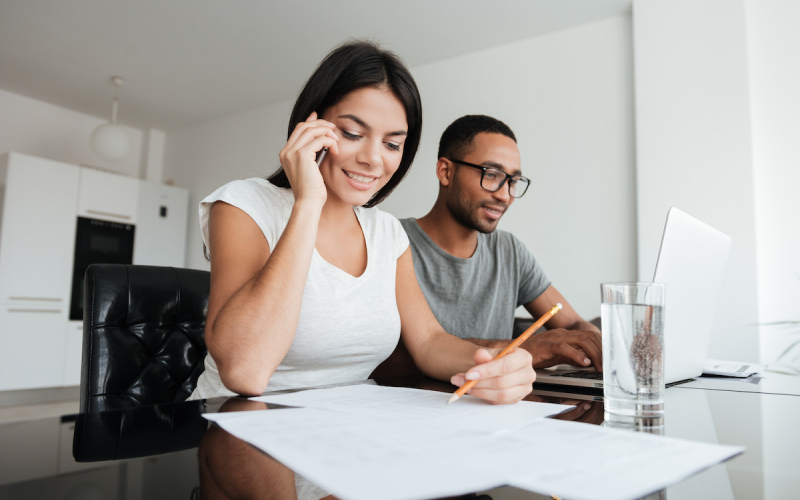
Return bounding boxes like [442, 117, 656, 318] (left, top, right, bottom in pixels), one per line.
[521, 329, 603, 372]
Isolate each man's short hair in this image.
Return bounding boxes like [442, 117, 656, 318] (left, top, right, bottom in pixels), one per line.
[437, 115, 517, 161]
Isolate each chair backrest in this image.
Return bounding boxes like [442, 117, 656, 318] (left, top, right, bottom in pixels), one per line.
[81, 264, 209, 413]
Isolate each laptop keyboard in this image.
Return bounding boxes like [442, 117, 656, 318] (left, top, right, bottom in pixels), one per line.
[550, 371, 603, 380]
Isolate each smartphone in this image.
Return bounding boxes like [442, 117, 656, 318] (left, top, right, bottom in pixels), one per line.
[316, 147, 328, 166]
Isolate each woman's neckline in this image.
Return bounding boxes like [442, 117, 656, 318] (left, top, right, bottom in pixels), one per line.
[313, 206, 370, 280]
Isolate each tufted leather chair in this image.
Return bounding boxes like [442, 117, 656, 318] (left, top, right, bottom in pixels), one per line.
[80, 264, 209, 413]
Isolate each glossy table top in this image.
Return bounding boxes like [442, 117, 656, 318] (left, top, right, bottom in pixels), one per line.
[70, 374, 800, 500]
[676, 370, 800, 396]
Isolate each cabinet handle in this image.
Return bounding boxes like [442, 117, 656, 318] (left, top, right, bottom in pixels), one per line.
[9, 297, 63, 302]
[87, 209, 131, 221]
[8, 309, 63, 313]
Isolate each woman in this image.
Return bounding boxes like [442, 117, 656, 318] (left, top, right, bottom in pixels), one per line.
[189, 41, 535, 405]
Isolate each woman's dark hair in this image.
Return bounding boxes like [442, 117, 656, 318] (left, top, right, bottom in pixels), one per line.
[267, 40, 422, 207]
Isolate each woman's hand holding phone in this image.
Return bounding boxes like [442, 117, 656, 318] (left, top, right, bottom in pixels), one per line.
[279, 111, 340, 207]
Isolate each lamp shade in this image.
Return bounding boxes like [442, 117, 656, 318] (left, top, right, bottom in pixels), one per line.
[90, 122, 130, 161]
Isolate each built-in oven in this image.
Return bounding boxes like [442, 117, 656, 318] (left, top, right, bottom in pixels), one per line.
[69, 217, 135, 320]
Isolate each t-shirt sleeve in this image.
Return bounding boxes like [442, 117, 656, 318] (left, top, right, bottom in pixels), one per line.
[198, 179, 286, 257]
[513, 235, 551, 306]
[386, 213, 410, 259]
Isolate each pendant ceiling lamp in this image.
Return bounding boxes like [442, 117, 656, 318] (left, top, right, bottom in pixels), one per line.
[90, 76, 130, 161]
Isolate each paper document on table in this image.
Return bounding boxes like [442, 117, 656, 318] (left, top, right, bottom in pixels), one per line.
[506, 419, 744, 500]
[204, 406, 744, 500]
[703, 358, 765, 378]
[206, 407, 519, 499]
[251, 384, 573, 432]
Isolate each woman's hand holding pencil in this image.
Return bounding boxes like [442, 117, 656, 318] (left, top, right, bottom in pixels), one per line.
[449, 303, 563, 404]
[448, 348, 536, 405]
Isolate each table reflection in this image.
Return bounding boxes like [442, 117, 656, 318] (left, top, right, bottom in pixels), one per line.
[604, 413, 664, 435]
[69, 375, 800, 500]
[198, 398, 304, 500]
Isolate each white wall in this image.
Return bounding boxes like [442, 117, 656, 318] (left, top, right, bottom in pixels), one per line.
[633, 0, 759, 362]
[746, 3, 800, 499]
[165, 16, 638, 320]
[746, 0, 800, 365]
[144, 129, 166, 183]
[386, 15, 637, 319]
[164, 100, 293, 270]
[0, 88, 144, 178]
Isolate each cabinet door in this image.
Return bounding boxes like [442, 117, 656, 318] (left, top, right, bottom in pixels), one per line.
[63, 320, 84, 386]
[77, 168, 139, 223]
[0, 153, 80, 304]
[133, 181, 189, 267]
[0, 304, 68, 391]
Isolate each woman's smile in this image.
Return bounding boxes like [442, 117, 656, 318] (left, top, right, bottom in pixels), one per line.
[343, 169, 380, 189]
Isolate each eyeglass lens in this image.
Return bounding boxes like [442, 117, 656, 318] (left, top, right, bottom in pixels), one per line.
[482, 169, 530, 198]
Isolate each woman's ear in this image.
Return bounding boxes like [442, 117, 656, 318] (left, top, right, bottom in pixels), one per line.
[436, 158, 455, 187]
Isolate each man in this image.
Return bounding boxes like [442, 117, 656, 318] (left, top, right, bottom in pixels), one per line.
[375, 115, 601, 378]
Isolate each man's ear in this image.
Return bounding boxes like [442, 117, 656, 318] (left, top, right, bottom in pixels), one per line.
[436, 158, 455, 187]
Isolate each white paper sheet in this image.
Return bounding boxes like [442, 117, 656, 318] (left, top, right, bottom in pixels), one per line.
[507, 419, 744, 500]
[205, 407, 744, 500]
[703, 358, 765, 378]
[206, 407, 519, 500]
[250, 384, 573, 432]
[202, 385, 744, 500]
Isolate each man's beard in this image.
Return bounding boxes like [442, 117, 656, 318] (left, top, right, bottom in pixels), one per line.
[445, 178, 503, 234]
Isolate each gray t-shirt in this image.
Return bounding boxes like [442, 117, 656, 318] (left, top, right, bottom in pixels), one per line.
[400, 218, 551, 340]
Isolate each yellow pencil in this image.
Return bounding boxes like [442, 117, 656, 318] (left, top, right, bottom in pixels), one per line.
[448, 303, 563, 404]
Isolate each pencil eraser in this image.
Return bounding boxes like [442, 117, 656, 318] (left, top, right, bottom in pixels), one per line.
[556, 303, 563, 309]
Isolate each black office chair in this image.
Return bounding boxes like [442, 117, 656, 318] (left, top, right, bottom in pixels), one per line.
[80, 264, 209, 414]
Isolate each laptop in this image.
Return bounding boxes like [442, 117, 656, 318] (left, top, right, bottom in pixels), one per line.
[535, 207, 733, 389]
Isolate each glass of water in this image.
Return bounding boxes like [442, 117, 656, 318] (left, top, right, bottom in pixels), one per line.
[601, 282, 666, 417]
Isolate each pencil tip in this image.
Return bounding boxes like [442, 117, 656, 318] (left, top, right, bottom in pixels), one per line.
[447, 394, 459, 405]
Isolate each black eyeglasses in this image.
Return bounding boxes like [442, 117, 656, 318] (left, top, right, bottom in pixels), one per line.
[447, 158, 531, 198]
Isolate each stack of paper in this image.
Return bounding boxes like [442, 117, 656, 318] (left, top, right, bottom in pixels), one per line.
[204, 384, 743, 500]
[703, 359, 765, 378]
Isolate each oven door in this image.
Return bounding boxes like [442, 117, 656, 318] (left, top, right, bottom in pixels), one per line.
[69, 217, 135, 320]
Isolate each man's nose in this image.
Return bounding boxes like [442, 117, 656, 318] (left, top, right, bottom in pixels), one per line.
[492, 180, 512, 203]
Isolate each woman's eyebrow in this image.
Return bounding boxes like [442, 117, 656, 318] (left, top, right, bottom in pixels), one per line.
[338, 114, 407, 137]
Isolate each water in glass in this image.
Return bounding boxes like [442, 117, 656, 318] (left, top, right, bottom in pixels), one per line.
[602, 303, 665, 416]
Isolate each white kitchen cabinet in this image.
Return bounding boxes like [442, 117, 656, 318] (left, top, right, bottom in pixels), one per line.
[0, 152, 190, 392]
[0, 304, 69, 391]
[77, 168, 139, 224]
[133, 181, 189, 267]
[0, 153, 80, 305]
[63, 320, 84, 387]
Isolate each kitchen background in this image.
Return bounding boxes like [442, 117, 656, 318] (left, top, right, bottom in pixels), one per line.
[0, 1, 798, 498]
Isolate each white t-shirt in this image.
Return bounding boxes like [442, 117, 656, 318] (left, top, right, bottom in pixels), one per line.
[189, 178, 409, 400]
